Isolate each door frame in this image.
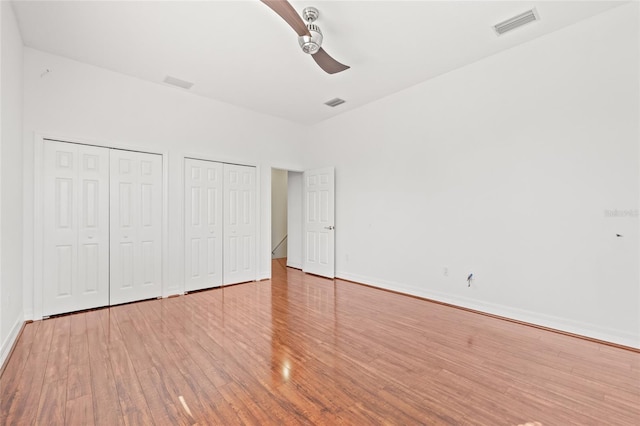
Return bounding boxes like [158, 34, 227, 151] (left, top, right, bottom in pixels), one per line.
[278, 168, 304, 270]
[32, 132, 169, 320]
[269, 167, 336, 278]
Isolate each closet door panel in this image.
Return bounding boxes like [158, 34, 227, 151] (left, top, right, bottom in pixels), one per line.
[43, 141, 109, 316]
[223, 164, 256, 285]
[184, 158, 222, 291]
[110, 150, 162, 305]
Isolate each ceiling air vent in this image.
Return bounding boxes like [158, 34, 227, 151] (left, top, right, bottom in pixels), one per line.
[325, 98, 346, 107]
[163, 75, 194, 90]
[493, 9, 539, 36]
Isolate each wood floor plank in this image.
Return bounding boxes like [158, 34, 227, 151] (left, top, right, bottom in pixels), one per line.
[168, 358, 241, 425]
[106, 337, 154, 425]
[0, 322, 40, 421]
[4, 319, 54, 423]
[135, 366, 193, 426]
[2, 259, 639, 425]
[85, 310, 125, 426]
[125, 301, 225, 426]
[64, 312, 95, 426]
[35, 378, 67, 425]
[65, 394, 95, 426]
[217, 381, 274, 425]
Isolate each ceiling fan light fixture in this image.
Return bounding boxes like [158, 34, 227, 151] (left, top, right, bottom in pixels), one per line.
[259, 1, 350, 74]
[298, 24, 323, 54]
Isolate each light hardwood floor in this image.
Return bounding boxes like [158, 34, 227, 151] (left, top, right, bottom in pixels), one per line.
[1, 259, 639, 425]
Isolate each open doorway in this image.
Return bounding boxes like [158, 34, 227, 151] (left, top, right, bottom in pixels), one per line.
[271, 169, 303, 272]
[271, 169, 288, 263]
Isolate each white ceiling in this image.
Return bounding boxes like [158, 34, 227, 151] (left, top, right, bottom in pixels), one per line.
[12, 0, 626, 125]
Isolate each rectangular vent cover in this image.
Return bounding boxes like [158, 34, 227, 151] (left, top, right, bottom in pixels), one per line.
[325, 98, 346, 107]
[494, 9, 539, 35]
[163, 75, 194, 90]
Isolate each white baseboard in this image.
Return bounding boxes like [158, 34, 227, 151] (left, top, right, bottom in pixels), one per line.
[336, 270, 640, 349]
[286, 261, 302, 269]
[0, 316, 25, 371]
[23, 309, 33, 321]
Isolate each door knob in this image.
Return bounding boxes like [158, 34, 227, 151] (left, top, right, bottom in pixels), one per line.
[324, 226, 335, 230]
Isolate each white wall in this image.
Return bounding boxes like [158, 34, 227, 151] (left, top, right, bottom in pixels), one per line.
[16, 3, 639, 349]
[287, 171, 302, 269]
[22, 48, 306, 319]
[306, 4, 640, 348]
[271, 168, 288, 259]
[1, 1, 24, 366]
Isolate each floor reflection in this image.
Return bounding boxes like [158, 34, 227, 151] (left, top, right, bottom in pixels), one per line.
[269, 259, 342, 400]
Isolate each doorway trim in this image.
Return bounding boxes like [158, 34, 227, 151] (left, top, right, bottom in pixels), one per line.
[269, 167, 305, 277]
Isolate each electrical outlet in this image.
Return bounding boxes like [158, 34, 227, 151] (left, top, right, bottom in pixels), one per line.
[443, 267, 449, 277]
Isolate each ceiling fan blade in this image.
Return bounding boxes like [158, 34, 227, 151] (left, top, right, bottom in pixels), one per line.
[260, 0, 310, 37]
[312, 48, 350, 74]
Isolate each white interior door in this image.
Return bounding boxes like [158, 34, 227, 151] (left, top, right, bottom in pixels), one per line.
[184, 158, 223, 291]
[43, 141, 110, 316]
[223, 164, 256, 285]
[303, 167, 335, 278]
[110, 150, 162, 305]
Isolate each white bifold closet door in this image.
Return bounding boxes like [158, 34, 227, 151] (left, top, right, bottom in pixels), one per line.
[184, 160, 256, 288]
[223, 164, 256, 285]
[43, 142, 163, 315]
[184, 158, 223, 291]
[110, 150, 163, 305]
[43, 141, 110, 316]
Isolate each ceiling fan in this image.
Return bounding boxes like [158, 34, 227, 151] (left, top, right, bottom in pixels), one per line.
[260, 0, 350, 74]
